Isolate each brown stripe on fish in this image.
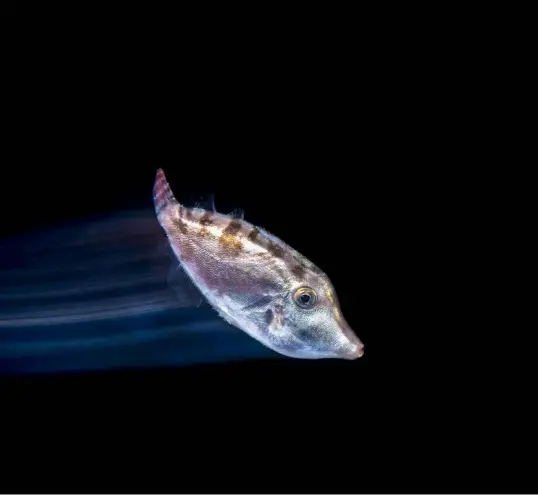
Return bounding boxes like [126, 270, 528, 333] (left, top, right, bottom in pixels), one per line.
[247, 251, 291, 286]
[199, 211, 214, 226]
[247, 227, 260, 242]
[291, 262, 306, 279]
[267, 240, 285, 260]
[223, 219, 243, 236]
[219, 220, 243, 256]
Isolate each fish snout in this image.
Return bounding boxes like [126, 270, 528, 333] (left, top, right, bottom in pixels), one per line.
[336, 323, 364, 360]
[339, 341, 365, 360]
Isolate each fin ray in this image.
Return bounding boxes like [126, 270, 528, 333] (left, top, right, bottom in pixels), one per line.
[229, 208, 244, 220]
[194, 194, 216, 212]
[164, 252, 206, 307]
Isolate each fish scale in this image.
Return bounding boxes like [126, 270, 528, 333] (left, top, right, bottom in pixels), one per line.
[153, 168, 364, 360]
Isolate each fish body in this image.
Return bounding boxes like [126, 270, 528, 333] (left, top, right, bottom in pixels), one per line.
[153, 169, 364, 360]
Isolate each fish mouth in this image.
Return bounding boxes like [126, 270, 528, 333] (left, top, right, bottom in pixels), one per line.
[340, 343, 365, 360]
[337, 322, 364, 359]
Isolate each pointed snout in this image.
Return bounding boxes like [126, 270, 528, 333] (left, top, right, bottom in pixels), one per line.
[340, 341, 364, 360]
[337, 322, 364, 360]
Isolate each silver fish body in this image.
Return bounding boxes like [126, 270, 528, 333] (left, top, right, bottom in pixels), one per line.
[153, 169, 364, 360]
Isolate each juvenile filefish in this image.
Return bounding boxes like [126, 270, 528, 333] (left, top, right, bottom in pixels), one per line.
[153, 169, 364, 360]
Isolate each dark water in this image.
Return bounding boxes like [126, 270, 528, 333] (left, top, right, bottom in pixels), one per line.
[0, 209, 280, 374]
[2, 38, 522, 492]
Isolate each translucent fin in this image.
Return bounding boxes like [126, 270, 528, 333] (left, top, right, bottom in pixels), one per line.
[215, 307, 242, 328]
[162, 244, 205, 308]
[167, 264, 205, 307]
[153, 237, 205, 308]
[257, 226, 281, 244]
[229, 208, 244, 220]
[194, 194, 216, 212]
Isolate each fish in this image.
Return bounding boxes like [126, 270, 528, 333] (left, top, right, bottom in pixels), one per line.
[153, 168, 364, 360]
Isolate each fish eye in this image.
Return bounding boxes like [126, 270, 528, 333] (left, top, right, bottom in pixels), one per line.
[293, 287, 317, 308]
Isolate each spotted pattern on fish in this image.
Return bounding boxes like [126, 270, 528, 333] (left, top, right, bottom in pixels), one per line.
[152, 168, 365, 361]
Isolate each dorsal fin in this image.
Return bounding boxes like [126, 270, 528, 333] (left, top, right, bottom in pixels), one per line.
[194, 194, 216, 212]
[229, 208, 244, 220]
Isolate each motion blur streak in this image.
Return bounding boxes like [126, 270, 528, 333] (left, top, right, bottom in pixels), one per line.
[0, 209, 280, 374]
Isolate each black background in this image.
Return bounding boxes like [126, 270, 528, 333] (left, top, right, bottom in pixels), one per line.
[1, 12, 533, 495]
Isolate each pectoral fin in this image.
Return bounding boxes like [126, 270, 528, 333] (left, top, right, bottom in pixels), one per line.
[158, 241, 206, 308]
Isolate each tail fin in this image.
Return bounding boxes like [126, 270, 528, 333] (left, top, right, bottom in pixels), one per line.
[153, 168, 178, 216]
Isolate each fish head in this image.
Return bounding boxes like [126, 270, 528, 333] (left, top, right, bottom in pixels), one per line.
[268, 268, 364, 360]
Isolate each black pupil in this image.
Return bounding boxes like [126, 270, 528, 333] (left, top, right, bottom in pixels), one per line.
[299, 293, 311, 304]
